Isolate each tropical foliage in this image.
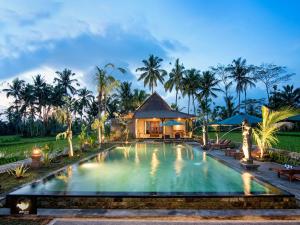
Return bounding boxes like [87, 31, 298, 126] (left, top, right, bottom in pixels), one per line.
[253, 106, 299, 158]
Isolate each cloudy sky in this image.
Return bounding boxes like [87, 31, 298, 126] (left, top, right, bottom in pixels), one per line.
[0, 0, 299, 113]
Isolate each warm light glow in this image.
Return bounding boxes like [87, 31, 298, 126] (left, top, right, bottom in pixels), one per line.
[174, 147, 183, 176]
[203, 152, 207, 162]
[150, 150, 159, 177]
[242, 172, 252, 195]
[178, 118, 181, 121]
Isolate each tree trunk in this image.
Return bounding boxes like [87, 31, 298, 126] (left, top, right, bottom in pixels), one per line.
[188, 95, 190, 114]
[193, 95, 196, 115]
[244, 90, 247, 113]
[98, 126, 102, 145]
[67, 135, 74, 157]
[175, 90, 178, 107]
[238, 91, 241, 113]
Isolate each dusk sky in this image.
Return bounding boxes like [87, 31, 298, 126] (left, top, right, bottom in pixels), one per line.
[0, 0, 299, 113]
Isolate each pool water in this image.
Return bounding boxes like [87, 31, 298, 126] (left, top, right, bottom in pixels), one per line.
[11, 142, 282, 196]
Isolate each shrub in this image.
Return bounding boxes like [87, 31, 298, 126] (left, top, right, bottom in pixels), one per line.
[8, 164, 29, 179]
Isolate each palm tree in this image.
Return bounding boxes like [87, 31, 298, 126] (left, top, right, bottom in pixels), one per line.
[77, 88, 94, 120]
[136, 54, 167, 93]
[117, 82, 133, 113]
[3, 78, 25, 112]
[253, 106, 298, 158]
[241, 75, 256, 113]
[278, 85, 300, 108]
[54, 69, 79, 96]
[33, 74, 47, 118]
[132, 89, 149, 109]
[197, 71, 221, 147]
[164, 58, 185, 106]
[182, 68, 200, 114]
[95, 64, 125, 144]
[55, 96, 75, 157]
[227, 58, 254, 113]
[197, 71, 221, 120]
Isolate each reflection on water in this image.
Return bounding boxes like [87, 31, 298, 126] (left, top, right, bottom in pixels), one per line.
[242, 172, 252, 195]
[14, 143, 276, 194]
[134, 145, 140, 164]
[150, 149, 159, 177]
[203, 152, 207, 162]
[174, 147, 183, 176]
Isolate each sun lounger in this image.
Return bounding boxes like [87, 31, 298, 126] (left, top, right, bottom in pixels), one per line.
[211, 139, 231, 149]
[272, 166, 300, 182]
[292, 174, 300, 181]
[219, 140, 232, 149]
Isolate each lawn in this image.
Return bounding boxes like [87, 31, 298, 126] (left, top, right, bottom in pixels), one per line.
[208, 131, 300, 153]
[0, 135, 79, 165]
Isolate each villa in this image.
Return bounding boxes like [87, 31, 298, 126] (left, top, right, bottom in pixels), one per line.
[127, 92, 196, 139]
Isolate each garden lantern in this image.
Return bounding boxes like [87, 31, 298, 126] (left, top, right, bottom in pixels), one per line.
[31, 147, 42, 169]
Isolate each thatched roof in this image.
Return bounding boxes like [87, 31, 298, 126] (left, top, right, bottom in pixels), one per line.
[133, 92, 196, 119]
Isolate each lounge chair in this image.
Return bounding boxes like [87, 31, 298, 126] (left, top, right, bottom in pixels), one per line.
[292, 174, 300, 181]
[272, 166, 300, 182]
[210, 139, 226, 149]
[219, 140, 232, 149]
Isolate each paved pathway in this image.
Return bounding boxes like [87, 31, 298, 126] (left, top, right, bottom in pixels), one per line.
[207, 150, 300, 201]
[48, 218, 300, 225]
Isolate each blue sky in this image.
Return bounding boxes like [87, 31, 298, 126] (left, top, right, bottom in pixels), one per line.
[0, 0, 299, 112]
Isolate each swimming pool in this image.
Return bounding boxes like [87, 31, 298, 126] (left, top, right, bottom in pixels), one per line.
[8, 142, 296, 213]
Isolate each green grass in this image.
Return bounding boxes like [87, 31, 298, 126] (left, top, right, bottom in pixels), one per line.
[0, 135, 79, 165]
[208, 131, 300, 153]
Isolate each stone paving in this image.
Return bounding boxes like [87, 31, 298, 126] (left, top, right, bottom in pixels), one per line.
[207, 150, 300, 201]
[48, 218, 300, 225]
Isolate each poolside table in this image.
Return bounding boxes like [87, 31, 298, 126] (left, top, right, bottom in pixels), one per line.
[272, 167, 300, 182]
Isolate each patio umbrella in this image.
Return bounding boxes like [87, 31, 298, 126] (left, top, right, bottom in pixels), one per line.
[161, 120, 184, 126]
[286, 114, 300, 122]
[210, 113, 262, 126]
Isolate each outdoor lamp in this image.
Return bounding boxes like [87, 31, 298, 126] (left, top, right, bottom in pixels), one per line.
[31, 146, 42, 168]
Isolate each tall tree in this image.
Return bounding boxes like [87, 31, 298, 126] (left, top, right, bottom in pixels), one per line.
[117, 81, 133, 113]
[164, 58, 185, 106]
[183, 68, 200, 115]
[136, 54, 167, 94]
[33, 74, 47, 119]
[132, 89, 150, 109]
[54, 69, 79, 96]
[95, 64, 125, 144]
[197, 71, 221, 120]
[3, 78, 25, 113]
[278, 85, 300, 108]
[254, 64, 294, 103]
[77, 88, 94, 120]
[227, 57, 254, 113]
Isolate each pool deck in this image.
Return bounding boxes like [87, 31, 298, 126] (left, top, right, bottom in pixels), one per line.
[207, 149, 300, 203]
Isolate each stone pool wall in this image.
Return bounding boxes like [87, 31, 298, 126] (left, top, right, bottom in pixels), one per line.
[37, 196, 298, 209]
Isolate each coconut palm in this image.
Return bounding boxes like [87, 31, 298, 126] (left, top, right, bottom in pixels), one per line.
[227, 58, 254, 113]
[117, 81, 133, 113]
[253, 106, 298, 159]
[55, 97, 75, 157]
[95, 64, 125, 144]
[77, 88, 94, 120]
[3, 78, 25, 112]
[33, 74, 47, 118]
[136, 54, 167, 93]
[278, 85, 300, 108]
[132, 89, 150, 109]
[197, 71, 221, 120]
[182, 68, 200, 115]
[54, 69, 79, 96]
[164, 58, 185, 106]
